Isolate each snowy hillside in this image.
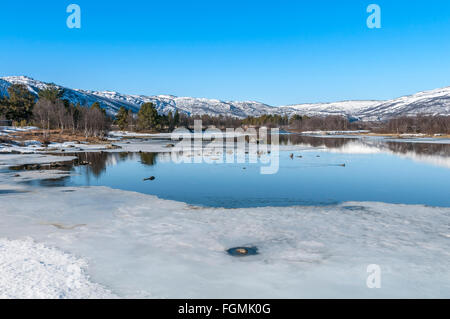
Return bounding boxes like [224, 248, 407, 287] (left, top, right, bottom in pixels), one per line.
[0, 76, 277, 118]
[357, 87, 450, 121]
[280, 100, 381, 119]
[1, 76, 450, 120]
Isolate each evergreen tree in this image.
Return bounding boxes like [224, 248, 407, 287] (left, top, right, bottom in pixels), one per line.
[38, 85, 64, 103]
[2, 84, 35, 122]
[91, 101, 106, 116]
[137, 102, 159, 131]
[167, 111, 174, 130]
[116, 106, 129, 131]
[174, 109, 180, 127]
[0, 96, 7, 120]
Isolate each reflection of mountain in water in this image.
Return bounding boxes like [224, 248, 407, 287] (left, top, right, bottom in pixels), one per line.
[386, 142, 450, 157]
[274, 134, 450, 169]
[33, 135, 450, 187]
[322, 138, 450, 169]
[78, 136, 450, 173]
[277, 134, 355, 148]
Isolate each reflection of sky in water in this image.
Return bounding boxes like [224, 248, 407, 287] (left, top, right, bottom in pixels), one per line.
[57, 136, 450, 208]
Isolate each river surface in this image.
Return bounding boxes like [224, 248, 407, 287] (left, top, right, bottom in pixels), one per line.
[24, 134, 450, 208]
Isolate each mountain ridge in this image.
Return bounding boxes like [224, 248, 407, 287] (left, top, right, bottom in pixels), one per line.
[1, 76, 450, 121]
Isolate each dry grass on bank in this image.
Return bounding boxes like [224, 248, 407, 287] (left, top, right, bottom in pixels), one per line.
[4, 129, 110, 145]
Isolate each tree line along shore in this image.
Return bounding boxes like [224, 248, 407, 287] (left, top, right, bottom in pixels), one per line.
[1, 83, 450, 144]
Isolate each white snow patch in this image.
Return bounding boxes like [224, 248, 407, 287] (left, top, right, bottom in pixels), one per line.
[0, 238, 116, 299]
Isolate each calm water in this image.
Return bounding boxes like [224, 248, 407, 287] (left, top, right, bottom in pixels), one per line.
[24, 135, 450, 208]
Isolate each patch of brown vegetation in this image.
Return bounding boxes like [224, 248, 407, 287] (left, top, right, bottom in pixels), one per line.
[9, 129, 109, 145]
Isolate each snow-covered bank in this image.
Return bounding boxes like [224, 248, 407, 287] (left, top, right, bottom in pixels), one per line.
[0, 126, 38, 135]
[0, 238, 116, 299]
[0, 153, 76, 169]
[300, 130, 371, 135]
[0, 185, 449, 298]
[3, 130, 450, 156]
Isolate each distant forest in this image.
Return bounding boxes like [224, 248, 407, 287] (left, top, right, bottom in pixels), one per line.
[1, 83, 450, 135]
[181, 113, 450, 135]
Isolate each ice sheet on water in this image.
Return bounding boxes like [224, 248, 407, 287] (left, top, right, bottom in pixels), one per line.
[0, 153, 76, 168]
[7, 170, 75, 182]
[0, 186, 449, 298]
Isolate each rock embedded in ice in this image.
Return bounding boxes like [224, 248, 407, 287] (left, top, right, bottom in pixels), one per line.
[227, 247, 259, 257]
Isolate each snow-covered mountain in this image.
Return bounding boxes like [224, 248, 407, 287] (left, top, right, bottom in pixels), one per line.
[0, 76, 279, 118]
[1, 76, 450, 121]
[279, 100, 381, 120]
[355, 87, 450, 121]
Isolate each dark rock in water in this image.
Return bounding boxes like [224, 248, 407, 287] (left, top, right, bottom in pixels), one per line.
[289, 153, 294, 159]
[297, 155, 303, 158]
[227, 247, 258, 257]
[27, 164, 41, 170]
[166, 144, 175, 148]
[13, 174, 20, 177]
[106, 144, 121, 150]
[316, 155, 321, 157]
[143, 176, 156, 181]
[50, 162, 65, 168]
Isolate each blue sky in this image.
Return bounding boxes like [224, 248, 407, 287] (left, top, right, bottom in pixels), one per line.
[1, 0, 450, 105]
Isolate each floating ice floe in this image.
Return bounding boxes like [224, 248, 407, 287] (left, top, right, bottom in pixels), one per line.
[0, 153, 77, 169]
